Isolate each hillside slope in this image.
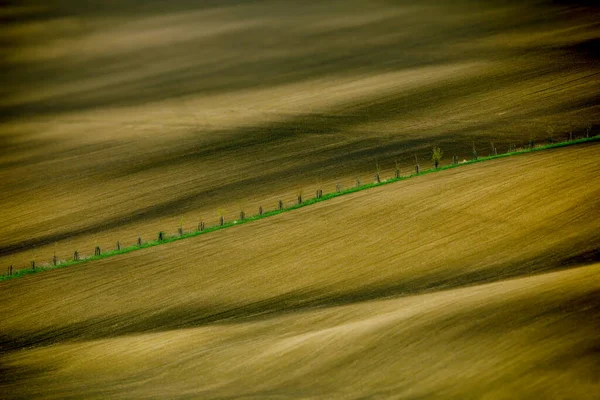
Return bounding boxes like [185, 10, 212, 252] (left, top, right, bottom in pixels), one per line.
[2, 264, 599, 399]
[1, 0, 599, 269]
[1, 144, 599, 398]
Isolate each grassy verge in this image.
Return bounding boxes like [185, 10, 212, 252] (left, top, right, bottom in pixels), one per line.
[2, 135, 598, 282]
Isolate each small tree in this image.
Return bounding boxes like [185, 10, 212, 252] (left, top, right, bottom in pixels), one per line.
[586, 123, 591, 138]
[432, 146, 443, 169]
[414, 154, 420, 174]
[546, 126, 555, 143]
[217, 208, 226, 226]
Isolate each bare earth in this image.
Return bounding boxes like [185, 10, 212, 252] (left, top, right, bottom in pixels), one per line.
[1, 144, 599, 399]
[1, 0, 599, 268]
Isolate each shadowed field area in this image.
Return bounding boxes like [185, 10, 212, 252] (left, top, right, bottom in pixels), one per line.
[1, 144, 599, 398]
[1, 0, 599, 268]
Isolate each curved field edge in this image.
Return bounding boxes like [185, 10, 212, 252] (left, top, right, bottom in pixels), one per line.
[2, 135, 598, 282]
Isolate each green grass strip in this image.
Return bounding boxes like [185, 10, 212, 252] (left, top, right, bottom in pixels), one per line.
[2, 135, 599, 282]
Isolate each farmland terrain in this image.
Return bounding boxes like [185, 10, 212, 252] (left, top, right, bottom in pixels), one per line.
[1, 144, 599, 398]
[1, 0, 599, 268]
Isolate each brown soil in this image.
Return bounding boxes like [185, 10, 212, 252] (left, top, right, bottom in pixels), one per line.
[1, 144, 599, 398]
[1, 0, 599, 268]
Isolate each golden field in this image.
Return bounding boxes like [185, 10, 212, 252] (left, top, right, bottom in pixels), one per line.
[1, 1, 600, 398]
[1, 144, 599, 398]
[1, 0, 599, 268]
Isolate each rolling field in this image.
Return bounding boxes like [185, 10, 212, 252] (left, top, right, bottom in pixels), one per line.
[1, 0, 600, 269]
[1, 144, 599, 399]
